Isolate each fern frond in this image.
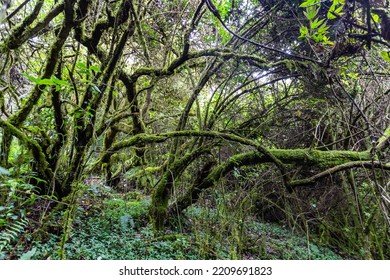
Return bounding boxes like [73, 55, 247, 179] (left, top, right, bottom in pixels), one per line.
[0, 218, 28, 252]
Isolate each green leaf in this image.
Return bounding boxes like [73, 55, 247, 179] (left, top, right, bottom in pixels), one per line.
[317, 23, 329, 34]
[76, 62, 88, 69]
[0, 166, 10, 176]
[52, 76, 70, 87]
[36, 78, 56, 86]
[381, 51, 390, 63]
[22, 73, 39, 83]
[327, 0, 344, 19]
[219, 27, 231, 44]
[347, 73, 359, 79]
[73, 110, 82, 119]
[327, 11, 336, 20]
[299, 0, 317, 8]
[76, 62, 90, 74]
[304, 6, 319, 20]
[312, 33, 324, 42]
[19, 248, 37, 260]
[216, 0, 231, 20]
[334, 6, 343, 14]
[90, 65, 101, 73]
[332, 6, 344, 18]
[371, 13, 380, 23]
[311, 18, 325, 29]
[299, 26, 309, 38]
[322, 37, 334, 45]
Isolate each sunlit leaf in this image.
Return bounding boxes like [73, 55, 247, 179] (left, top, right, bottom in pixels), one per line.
[299, 26, 309, 38]
[90, 65, 101, 73]
[311, 18, 325, 29]
[52, 76, 70, 86]
[317, 23, 330, 33]
[22, 73, 39, 83]
[76, 62, 88, 69]
[371, 13, 380, 23]
[381, 51, 390, 63]
[36, 78, 56, 86]
[304, 6, 319, 20]
[299, 0, 318, 8]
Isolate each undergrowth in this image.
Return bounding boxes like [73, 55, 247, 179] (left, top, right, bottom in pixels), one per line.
[2, 182, 343, 260]
[0, 167, 39, 260]
[184, 206, 341, 260]
[29, 192, 341, 259]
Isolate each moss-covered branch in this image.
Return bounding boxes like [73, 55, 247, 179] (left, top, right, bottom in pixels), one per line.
[4, 0, 45, 50]
[105, 130, 370, 166]
[86, 16, 135, 136]
[129, 1, 151, 65]
[105, 129, 376, 229]
[97, 131, 374, 184]
[290, 161, 390, 187]
[8, 1, 75, 126]
[74, 0, 131, 54]
[170, 151, 266, 215]
[0, 119, 53, 182]
[169, 150, 385, 214]
[3, 1, 65, 51]
[377, 126, 390, 151]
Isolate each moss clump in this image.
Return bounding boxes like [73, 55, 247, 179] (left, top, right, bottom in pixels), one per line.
[271, 149, 371, 168]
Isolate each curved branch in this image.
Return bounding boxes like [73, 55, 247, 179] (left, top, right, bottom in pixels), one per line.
[2, 1, 64, 51]
[205, 0, 318, 63]
[104, 130, 371, 165]
[169, 151, 387, 214]
[3, 0, 32, 22]
[377, 126, 390, 151]
[0, 119, 53, 180]
[290, 161, 390, 187]
[7, 0, 75, 126]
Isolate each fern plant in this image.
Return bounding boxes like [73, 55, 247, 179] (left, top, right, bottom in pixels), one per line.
[0, 167, 36, 259]
[0, 218, 29, 252]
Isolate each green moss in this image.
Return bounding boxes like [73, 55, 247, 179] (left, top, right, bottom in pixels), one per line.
[0, 119, 52, 178]
[107, 131, 371, 170]
[170, 149, 373, 214]
[0, 43, 7, 54]
[149, 204, 169, 232]
[377, 126, 390, 150]
[270, 149, 371, 168]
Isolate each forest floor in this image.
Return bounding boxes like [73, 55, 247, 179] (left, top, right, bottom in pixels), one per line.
[6, 183, 343, 260]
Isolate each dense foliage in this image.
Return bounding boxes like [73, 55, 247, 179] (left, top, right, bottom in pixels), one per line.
[0, 0, 389, 259]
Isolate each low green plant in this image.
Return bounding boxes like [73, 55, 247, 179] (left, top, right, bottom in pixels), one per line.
[102, 197, 151, 230]
[21, 184, 344, 260]
[32, 203, 200, 260]
[0, 167, 38, 259]
[185, 185, 342, 260]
